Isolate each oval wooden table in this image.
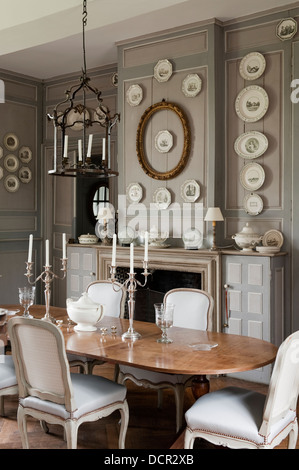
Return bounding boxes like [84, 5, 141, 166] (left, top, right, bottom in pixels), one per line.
[2, 304, 278, 399]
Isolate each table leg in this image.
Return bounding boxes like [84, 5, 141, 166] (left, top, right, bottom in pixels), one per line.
[191, 374, 210, 399]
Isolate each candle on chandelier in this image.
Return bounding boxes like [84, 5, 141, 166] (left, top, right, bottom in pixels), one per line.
[102, 138, 106, 161]
[62, 233, 66, 259]
[130, 243, 134, 274]
[28, 234, 33, 263]
[63, 135, 68, 159]
[78, 139, 82, 161]
[112, 233, 117, 267]
[87, 134, 93, 159]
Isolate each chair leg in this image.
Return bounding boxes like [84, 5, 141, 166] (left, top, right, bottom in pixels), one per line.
[288, 422, 298, 449]
[64, 420, 78, 449]
[118, 400, 129, 449]
[184, 428, 195, 449]
[174, 384, 185, 433]
[17, 406, 29, 449]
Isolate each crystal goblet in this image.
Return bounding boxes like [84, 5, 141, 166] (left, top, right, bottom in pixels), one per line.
[18, 286, 36, 318]
[155, 302, 174, 343]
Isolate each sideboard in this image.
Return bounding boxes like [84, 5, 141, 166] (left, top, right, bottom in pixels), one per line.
[67, 243, 286, 383]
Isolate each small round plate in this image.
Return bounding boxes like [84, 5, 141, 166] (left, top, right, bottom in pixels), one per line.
[240, 162, 265, 191]
[262, 229, 284, 248]
[239, 52, 266, 80]
[153, 187, 171, 209]
[235, 85, 269, 122]
[126, 84, 143, 106]
[243, 193, 263, 216]
[154, 59, 172, 82]
[234, 131, 268, 159]
[155, 130, 173, 153]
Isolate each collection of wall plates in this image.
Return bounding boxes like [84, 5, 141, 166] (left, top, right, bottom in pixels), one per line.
[0, 133, 32, 192]
[234, 51, 268, 215]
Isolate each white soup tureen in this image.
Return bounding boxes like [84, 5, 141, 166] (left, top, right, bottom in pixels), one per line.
[232, 223, 262, 251]
[67, 292, 105, 332]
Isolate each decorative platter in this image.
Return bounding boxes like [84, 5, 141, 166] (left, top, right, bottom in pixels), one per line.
[155, 130, 173, 153]
[182, 228, 203, 249]
[239, 52, 266, 80]
[262, 229, 284, 248]
[67, 108, 90, 131]
[153, 187, 171, 209]
[235, 85, 269, 122]
[243, 192, 263, 216]
[234, 131, 268, 159]
[4, 175, 20, 193]
[4, 154, 19, 172]
[154, 59, 173, 82]
[126, 182, 143, 204]
[0, 167, 3, 180]
[182, 74, 202, 97]
[276, 17, 297, 41]
[126, 84, 143, 106]
[181, 179, 200, 202]
[19, 167, 32, 183]
[4, 133, 19, 151]
[0, 146, 3, 158]
[240, 162, 265, 191]
[19, 146, 32, 163]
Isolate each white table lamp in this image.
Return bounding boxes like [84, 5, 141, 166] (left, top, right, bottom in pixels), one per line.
[204, 207, 224, 251]
[97, 207, 114, 245]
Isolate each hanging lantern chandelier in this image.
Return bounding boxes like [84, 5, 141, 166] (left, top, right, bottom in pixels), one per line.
[47, 0, 120, 178]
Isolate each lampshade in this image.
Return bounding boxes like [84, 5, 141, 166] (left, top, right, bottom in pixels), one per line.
[97, 207, 113, 220]
[204, 207, 224, 222]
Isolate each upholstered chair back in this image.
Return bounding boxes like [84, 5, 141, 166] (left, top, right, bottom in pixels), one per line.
[86, 280, 126, 318]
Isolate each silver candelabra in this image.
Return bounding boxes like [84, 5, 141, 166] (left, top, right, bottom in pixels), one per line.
[110, 260, 151, 340]
[25, 259, 67, 322]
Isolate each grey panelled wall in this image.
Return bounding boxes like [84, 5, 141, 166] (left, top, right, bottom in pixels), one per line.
[0, 70, 43, 305]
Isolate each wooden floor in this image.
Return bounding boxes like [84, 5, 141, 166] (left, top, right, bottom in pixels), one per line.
[0, 363, 296, 450]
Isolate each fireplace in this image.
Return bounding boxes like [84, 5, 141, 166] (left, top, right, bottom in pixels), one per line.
[97, 245, 221, 331]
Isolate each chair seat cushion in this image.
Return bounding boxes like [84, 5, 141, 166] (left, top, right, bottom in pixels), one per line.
[120, 365, 191, 386]
[0, 355, 17, 389]
[185, 386, 296, 446]
[20, 373, 127, 420]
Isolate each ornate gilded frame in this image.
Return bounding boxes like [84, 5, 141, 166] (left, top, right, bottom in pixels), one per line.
[136, 100, 191, 180]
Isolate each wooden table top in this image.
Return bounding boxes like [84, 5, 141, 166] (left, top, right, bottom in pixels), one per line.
[2, 304, 278, 376]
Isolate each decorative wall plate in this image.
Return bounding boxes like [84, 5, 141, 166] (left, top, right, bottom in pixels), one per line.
[183, 228, 203, 249]
[276, 17, 297, 41]
[126, 84, 143, 106]
[0, 167, 3, 180]
[4, 154, 19, 172]
[234, 131, 268, 159]
[19, 146, 32, 163]
[154, 59, 172, 82]
[235, 85, 269, 122]
[155, 130, 173, 153]
[181, 179, 200, 202]
[243, 193, 263, 215]
[240, 162, 265, 191]
[4, 175, 20, 193]
[239, 52, 266, 80]
[262, 229, 284, 248]
[67, 108, 90, 131]
[153, 187, 171, 209]
[126, 182, 143, 203]
[19, 166, 32, 183]
[0, 146, 3, 158]
[182, 74, 202, 97]
[4, 133, 19, 151]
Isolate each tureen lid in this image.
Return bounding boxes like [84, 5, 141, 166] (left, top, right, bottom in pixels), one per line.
[70, 292, 100, 309]
[235, 223, 259, 237]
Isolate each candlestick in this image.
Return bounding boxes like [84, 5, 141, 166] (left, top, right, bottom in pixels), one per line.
[28, 234, 33, 263]
[78, 139, 82, 162]
[45, 240, 50, 267]
[112, 233, 117, 266]
[144, 231, 148, 261]
[87, 134, 93, 159]
[130, 243, 134, 273]
[62, 233, 66, 260]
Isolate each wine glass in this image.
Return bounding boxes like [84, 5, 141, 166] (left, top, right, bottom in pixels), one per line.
[155, 303, 174, 343]
[18, 286, 36, 318]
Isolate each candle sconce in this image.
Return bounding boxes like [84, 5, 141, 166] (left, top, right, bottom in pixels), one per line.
[25, 259, 67, 323]
[110, 260, 151, 340]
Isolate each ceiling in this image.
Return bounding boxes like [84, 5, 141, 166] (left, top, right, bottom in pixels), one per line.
[0, 0, 299, 80]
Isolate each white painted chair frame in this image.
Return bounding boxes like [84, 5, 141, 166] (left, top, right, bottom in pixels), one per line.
[184, 330, 299, 449]
[118, 288, 214, 432]
[8, 317, 129, 449]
